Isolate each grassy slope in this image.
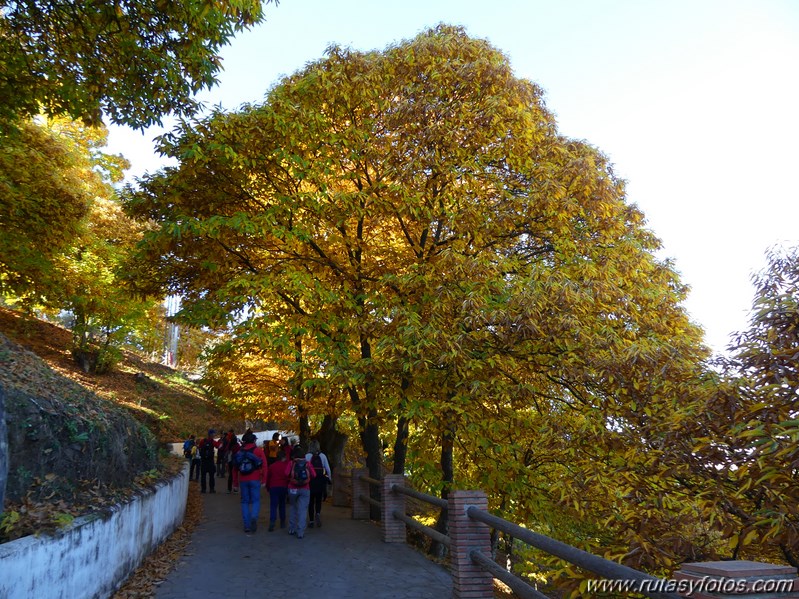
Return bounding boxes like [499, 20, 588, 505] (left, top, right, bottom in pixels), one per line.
[0, 306, 238, 443]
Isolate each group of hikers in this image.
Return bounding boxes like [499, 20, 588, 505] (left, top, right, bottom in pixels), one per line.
[182, 429, 332, 538]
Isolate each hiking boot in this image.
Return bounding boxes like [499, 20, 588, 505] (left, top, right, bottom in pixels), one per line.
[316, 513, 321, 528]
[297, 533, 304, 539]
[268, 521, 275, 532]
[288, 529, 295, 535]
[244, 527, 250, 533]
[251, 520, 257, 533]
[308, 521, 315, 528]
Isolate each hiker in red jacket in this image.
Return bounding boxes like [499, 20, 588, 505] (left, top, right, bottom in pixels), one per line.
[235, 430, 268, 533]
[267, 448, 290, 531]
[285, 444, 315, 539]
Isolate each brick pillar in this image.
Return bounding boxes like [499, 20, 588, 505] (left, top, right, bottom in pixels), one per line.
[351, 468, 370, 520]
[674, 561, 799, 598]
[381, 474, 406, 543]
[449, 490, 493, 599]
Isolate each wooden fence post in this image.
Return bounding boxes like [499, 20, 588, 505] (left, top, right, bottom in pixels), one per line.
[449, 489, 493, 599]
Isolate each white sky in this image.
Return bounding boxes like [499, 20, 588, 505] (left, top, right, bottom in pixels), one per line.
[106, 0, 799, 356]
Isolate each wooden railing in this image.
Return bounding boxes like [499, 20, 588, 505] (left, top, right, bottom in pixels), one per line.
[349, 469, 799, 599]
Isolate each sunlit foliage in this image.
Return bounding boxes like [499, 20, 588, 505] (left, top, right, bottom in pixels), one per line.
[121, 25, 757, 588]
[0, 0, 268, 127]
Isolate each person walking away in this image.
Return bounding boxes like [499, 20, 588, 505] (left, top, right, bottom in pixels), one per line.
[280, 436, 292, 460]
[267, 448, 290, 531]
[286, 445, 315, 539]
[266, 432, 280, 465]
[305, 440, 332, 529]
[182, 434, 195, 459]
[234, 431, 267, 533]
[227, 431, 241, 493]
[189, 442, 201, 481]
[198, 429, 220, 493]
[216, 430, 231, 478]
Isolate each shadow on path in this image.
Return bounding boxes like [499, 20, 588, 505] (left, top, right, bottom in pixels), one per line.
[155, 480, 452, 598]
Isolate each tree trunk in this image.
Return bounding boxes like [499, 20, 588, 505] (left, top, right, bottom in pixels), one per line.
[429, 407, 455, 558]
[293, 336, 312, 447]
[314, 414, 348, 472]
[298, 413, 311, 448]
[350, 398, 383, 520]
[393, 415, 409, 475]
[345, 334, 383, 519]
[392, 376, 411, 475]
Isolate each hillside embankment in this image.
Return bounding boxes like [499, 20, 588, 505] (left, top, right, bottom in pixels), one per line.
[0, 306, 237, 542]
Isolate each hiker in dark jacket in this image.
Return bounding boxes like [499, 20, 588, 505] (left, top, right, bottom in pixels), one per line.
[305, 439, 332, 529]
[198, 429, 220, 493]
[227, 432, 241, 493]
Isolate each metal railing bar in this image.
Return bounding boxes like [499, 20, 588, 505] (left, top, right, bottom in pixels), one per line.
[391, 483, 448, 509]
[465, 507, 681, 599]
[392, 510, 451, 547]
[470, 550, 550, 599]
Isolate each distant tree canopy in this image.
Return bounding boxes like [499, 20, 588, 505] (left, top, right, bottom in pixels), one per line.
[0, 0, 273, 371]
[706, 246, 799, 567]
[0, 117, 162, 371]
[0, 0, 267, 128]
[0, 117, 132, 304]
[0, 119, 93, 300]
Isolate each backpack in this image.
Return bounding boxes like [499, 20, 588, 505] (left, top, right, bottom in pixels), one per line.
[182, 439, 194, 458]
[291, 459, 309, 486]
[234, 449, 263, 474]
[199, 439, 215, 460]
[311, 453, 325, 477]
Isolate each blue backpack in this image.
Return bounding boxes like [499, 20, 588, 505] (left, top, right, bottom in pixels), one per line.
[292, 458, 309, 485]
[182, 439, 194, 458]
[234, 450, 263, 474]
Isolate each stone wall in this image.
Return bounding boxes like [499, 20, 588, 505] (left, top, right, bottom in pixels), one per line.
[0, 464, 188, 599]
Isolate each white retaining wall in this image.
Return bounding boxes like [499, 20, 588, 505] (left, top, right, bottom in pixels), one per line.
[0, 464, 189, 599]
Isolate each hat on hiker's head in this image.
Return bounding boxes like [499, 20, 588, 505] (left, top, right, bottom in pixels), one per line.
[242, 431, 256, 444]
[208, 429, 215, 435]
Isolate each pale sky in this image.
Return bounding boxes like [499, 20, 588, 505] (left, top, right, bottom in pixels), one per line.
[106, 0, 799, 356]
